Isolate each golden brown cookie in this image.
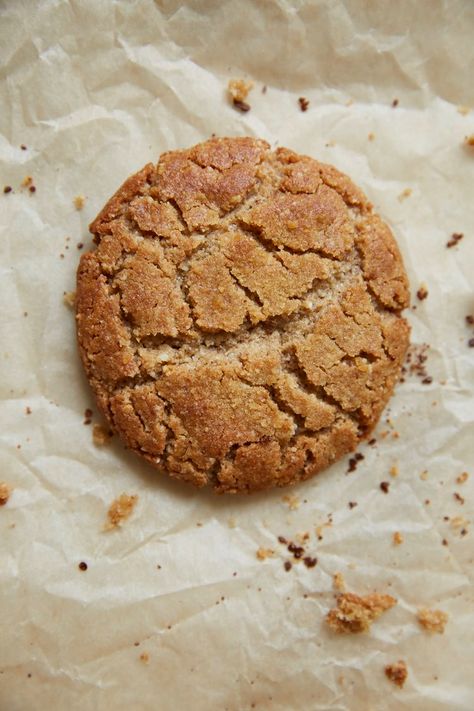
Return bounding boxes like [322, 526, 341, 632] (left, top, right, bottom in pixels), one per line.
[76, 137, 410, 493]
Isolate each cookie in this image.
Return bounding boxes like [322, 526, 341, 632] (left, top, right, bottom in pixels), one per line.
[76, 137, 409, 493]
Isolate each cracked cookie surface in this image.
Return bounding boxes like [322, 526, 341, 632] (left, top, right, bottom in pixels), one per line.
[76, 137, 410, 493]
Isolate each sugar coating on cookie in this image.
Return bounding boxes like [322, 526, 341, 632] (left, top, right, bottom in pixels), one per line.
[76, 137, 410, 493]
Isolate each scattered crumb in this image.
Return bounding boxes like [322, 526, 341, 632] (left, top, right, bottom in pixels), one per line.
[417, 607, 448, 634]
[3, 185, 13, 194]
[333, 572, 346, 591]
[450, 515, 467, 529]
[405, 343, 431, 383]
[78, 561, 88, 571]
[25, 406, 32, 415]
[385, 660, 408, 688]
[303, 556, 317, 568]
[282, 494, 300, 510]
[392, 98, 399, 108]
[398, 188, 412, 202]
[29, 186, 36, 193]
[457, 106, 471, 115]
[327, 592, 397, 634]
[73, 195, 86, 210]
[464, 134, 474, 147]
[348, 501, 358, 509]
[92, 423, 113, 446]
[393, 531, 404, 546]
[228, 517, 237, 528]
[77, 242, 84, 250]
[466, 315, 474, 325]
[261, 85, 267, 94]
[380, 481, 390, 494]
[298, 97, 309, 112]
[368, 132, 375, 141]
[390, 465, 399, 478]
[228, 79, 253, 112]
[469, 338, 474, 348]
[453, 492, 465, 504]
[256, 547, 274, 561]
[21, 175, 33, 188]
[446, 232, 464, 248]
[104, 493, 138, 531]
[284, 561, 292, 571]
[420, 470, 429, 483]
[20, 144, 27, 150]
[416, 284, 429, 301]
[315, 519, 333, 541]
[296, 532, 310, 544]
[0, 482, 12, 506]
[347, 452, 364, 473]
[139, 652, 150, 664]
[63, 291, 76, 308]
[83, 408, 93, 425]
[456, 472, 469, 484]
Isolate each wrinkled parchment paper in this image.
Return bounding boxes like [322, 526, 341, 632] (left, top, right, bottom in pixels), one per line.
[1, 1, 474, 709]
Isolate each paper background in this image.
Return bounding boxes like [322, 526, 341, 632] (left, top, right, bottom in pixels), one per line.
[1, 1, 473, 709]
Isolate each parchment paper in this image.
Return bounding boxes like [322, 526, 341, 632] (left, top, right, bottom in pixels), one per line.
[1, 1, 473, 709]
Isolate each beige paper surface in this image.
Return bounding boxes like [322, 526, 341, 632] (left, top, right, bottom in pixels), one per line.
[1, 1, 473, 709]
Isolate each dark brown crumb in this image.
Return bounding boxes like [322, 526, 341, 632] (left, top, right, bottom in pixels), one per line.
[3, 186, 12, 194]
[355, 452, 364, 462]
[385, 660, 407, 688]
[303, 556, 317, 568]
[78, 561, 88, 571]
[380, 481, 390, 493]
[392, 99, 399, 108]
[278, 535, 288, 545]
[368, 438, 376, 446]
[454, 492, 465, 504]
[298, 97, 310, 112]
[416, 285, 428, 301]
[347, 457, 358, 473]
[284, 561, 292, 571]
[468, 338, 474, 348]
[442, 538, 448, 546]
[21, 144, 27, 150]
[466, 315, 474, 325]
[405, 343, 432, 382]
[421, 376, 433, 385]
[262, 85, 267, 94]
[29, 185, 36, 193]
[288, 542, 304, 559]
[232, 99, 250, 112]
[446, 232, 464, 248]
[461, 528, 468, 536]
[348, 501, 358, 509]
[77, 242, 84, 250]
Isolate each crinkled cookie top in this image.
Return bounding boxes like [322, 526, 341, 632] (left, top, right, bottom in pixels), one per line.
[76, 137, 410, 493]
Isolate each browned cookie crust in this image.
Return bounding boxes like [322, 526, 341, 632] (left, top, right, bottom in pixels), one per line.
[76, 137, 410, 493]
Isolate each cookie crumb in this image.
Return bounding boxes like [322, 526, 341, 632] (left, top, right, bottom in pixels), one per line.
[398, 188, 412, 201]
[457, 106, 471, 115]
[298, 97, 309, 112]
[456, 472, 469, 484]
[303, 556, 317, 568]
[380, 481, 390, 494]
[21, 175, 33, 188]
[464, 134, 474, 147]
[446, 232, 464, 248]
[3, 185, 12, 194]
[416, 284, 428, 301]
[333, 572, 346, 591]
[465, 315, 474, 325]
[20, 144, 27, 150]
[392, 98, 399, 108]
[0, 482, 12, 506]
[326, 591, 397, 634]
[139, 652, 150, 664]
[468, 338, 474, 348]
[348, 501, 358, 509]
[282, 494, 300, 510]
[29, 185, 36, 193]
[385, 660, 407, 688]
[78, 561, 88, 571]
[417, 607, 448, 634]
[368, 132, 375, 141]
[284, 561, 292, 571]
[262, 85, 267, 94]
[104, 493, 138, 531]
[25, 406, 32, 415]
[393, 531, 403, 546]
[83, 408, 93, 425]
[256, 547, 274, 561]
[93, 423, 113, 446]
[389, 464, 399, 478]
[63, 291, 76, 308]
[228, 79, 253, 112]
[450, 515, 467, 529]
[73, 195, 86, 210]
[453, 492, 465, 504]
